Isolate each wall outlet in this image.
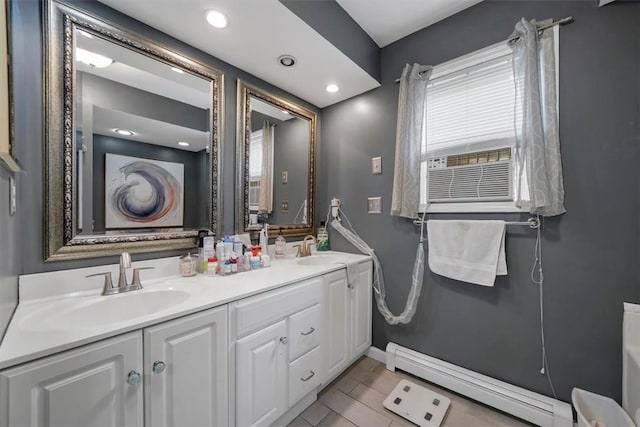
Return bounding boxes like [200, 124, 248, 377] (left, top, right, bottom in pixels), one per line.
[281, 171, 288, 184]
[372, 156, 382, 174]
[367, 197, 382, 214]
[9, 176, 16, 216]
[281, 200, 289, 212]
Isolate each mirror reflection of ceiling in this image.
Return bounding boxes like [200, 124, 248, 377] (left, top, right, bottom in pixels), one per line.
[75, 29, 210, 152]
[97, 0, 481, 108]
[251, 97, 295, 122]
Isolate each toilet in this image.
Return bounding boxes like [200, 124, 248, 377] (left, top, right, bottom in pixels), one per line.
[572, 302, 640, 427]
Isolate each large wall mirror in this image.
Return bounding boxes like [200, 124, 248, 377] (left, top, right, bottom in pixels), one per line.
[44, 0, 224, 261]
[236, 80, 317, 238]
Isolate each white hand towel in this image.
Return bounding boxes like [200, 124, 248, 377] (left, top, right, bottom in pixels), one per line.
[427, 220, 507, 287]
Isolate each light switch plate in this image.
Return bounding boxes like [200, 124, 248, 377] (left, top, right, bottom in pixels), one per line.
[281, 171, 288, 184]
[9, 176, 16, 215]
[368, 196, 382, 214]
[281, 200, 289, 212]
[372, 156, 382, 174]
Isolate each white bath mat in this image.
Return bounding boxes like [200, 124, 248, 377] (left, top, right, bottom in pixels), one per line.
[382, 379, 451, 427]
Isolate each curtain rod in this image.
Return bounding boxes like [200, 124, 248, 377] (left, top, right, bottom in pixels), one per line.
[394, 16, 574, 84]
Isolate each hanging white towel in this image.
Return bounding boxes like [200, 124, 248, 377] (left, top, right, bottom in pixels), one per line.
[427, 220, 507, 287]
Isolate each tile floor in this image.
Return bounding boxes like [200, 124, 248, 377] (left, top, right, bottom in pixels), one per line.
[288, 357, 533, 427]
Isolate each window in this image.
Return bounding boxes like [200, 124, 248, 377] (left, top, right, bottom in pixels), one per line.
[419, 28, 559, 213]
[248, 130, 262, 211]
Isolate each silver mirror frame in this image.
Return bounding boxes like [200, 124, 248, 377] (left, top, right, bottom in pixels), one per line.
[44, 0, 224, 261]
[235, 80, 317, 238]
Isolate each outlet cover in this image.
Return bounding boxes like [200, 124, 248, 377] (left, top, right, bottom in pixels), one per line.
[368, 197, 382, 214]
[281, 200, 289, 212]
[372, 156, 382, 174]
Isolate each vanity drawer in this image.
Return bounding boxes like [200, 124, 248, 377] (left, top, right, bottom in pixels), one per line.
[235, 277, 322, 337]
[288, 304, 321, 361]
[288, 346, 322, 407]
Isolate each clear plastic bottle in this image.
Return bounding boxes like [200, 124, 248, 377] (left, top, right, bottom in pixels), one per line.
[274, 230, 287, 258]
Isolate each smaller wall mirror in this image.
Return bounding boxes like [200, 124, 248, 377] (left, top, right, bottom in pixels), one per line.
[236, 80, 317, 238]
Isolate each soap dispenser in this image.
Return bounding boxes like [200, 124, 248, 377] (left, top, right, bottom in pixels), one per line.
[274, 228, 287, 259]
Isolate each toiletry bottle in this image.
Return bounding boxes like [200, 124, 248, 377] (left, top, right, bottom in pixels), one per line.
[317, 221, 330, 251]
[207, 257, 217, 277]
[259, 224, 269, 256]
[261, 253, 271, 268]
[274, 229, 287, 258]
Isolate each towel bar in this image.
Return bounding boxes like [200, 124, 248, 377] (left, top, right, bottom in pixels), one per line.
[412, 217, 540, 229]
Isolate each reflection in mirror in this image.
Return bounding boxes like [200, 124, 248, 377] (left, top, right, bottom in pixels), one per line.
[236, 80, 316, 238]
[45, 0, 223, 261]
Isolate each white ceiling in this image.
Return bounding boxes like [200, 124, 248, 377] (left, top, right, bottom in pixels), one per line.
[337, 0, 484, 48]
[96, 0, 482, 108]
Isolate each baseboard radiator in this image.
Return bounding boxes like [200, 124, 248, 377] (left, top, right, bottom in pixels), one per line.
[384, 343, 573, 427]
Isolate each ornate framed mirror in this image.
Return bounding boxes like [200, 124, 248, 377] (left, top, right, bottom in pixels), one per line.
[44, 0, 224, 261]
[236, 80, 317, 238]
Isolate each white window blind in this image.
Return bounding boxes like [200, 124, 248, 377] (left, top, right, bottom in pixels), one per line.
[424, 46, 516, 156]
[249, 130, 262, 179]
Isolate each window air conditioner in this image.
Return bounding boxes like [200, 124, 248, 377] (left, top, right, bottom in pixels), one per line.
[427, 147, 513, 203]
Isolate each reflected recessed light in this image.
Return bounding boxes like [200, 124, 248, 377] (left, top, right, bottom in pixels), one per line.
[178, 141, 190, 147]
[114, 129, 134, 136]
[205, 10, 228, 28]
[76, 48, 113, 68]
[171, 67, 185, 74]
[77, 29, 93, 39]
[326, 84, 339, 93]
[281, 110, 290, 115]
[278, 55, 296, 67]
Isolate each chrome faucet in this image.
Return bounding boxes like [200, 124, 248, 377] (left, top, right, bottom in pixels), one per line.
[295, 235, 317, 258]
[86, 252, 154, 296]
[118, 252, 132, 289]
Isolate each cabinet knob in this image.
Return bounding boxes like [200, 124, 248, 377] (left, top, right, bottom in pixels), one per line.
[152, 361, 166, 374]
[279, 336, 288, 344]
[127, 370, 142, 386]
[300, 370, 315, 382]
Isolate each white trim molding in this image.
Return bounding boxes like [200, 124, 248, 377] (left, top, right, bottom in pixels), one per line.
[385, 343, 573, 427]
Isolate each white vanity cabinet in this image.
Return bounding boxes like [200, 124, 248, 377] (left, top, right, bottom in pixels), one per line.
[324, 261, 373, 383]
[231, 277, 324, 427]
[144, 305, 228, 427]
[0, 332, 144, 427]
[0, 306, 228, 427]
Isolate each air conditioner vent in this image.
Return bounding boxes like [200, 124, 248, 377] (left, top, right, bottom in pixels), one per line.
[427, 148, 512, 203]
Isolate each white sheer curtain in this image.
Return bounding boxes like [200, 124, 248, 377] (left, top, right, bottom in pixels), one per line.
[258, 121, 274, 214]
[391, 63, 432, 219]
[511, 19, 565, 217]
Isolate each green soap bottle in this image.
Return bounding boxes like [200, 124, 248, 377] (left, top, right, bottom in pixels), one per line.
[316, 221, 330, 251]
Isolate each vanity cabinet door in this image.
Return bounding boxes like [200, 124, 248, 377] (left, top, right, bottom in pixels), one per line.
[144, 306, 228, 427]
[350, 261, 373, 359]
[0, 332, 143, 427]
[236, 319, 288, 427]
[324, 270, 350, 380]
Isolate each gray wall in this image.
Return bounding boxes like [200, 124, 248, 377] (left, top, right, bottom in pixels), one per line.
[92, 135, 208, 232]
[271, 117, 310, 225]
[11, 0, 320, 274]
[320, 0, 640, 403]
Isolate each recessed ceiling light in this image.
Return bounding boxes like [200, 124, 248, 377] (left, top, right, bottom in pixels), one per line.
[171, 67, 185, 74]
[77, 29, 93, 39]
[178, 141, 190, 147]
[278, 55, 296, 67]
[76, 48, 113, 68]
[205, 10, 228, 28]
[326, 84, 339, 93]
[281, 110, 290, 115]
[114, 129, 134, 136]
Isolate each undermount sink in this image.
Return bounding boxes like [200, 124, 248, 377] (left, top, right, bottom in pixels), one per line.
[21, 289, 190, 332]
[296, 254, 347, 266]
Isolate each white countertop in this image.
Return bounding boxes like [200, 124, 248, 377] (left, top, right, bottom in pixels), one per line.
[0, 251, 370, 370]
